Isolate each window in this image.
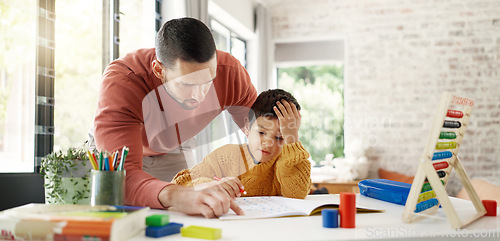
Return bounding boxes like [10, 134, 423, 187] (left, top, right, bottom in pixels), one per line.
[275, 40, 345, 166]
[278, 65, 344, 165]
[210, 19, 246, 67]
[1, 0, 156, 173]
[0, 1, 37, 172]
[211, 20, 229, 53]
[210, 19, 247, 147]
[119, 0, 156, 57]
[193, 18, 248, 162]
[54, 0, 102, 151]
[55, 0, 155, 152]
[230, 37, 246, 68]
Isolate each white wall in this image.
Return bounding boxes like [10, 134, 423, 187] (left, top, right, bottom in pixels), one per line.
[268, 0, 500, 195]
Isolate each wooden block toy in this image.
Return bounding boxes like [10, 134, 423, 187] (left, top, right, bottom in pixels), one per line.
[482, 200, 497, 216]
[181, 225, 222, 240]
[402, 92, 486, 230]
[146, 222, 183, 238]
[146, 214, 169, 227]
[339, 192, 356, 228]
[322, 209, 338, 228]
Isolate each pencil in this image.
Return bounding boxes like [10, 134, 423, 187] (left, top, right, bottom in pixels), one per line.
[92, 153, 97, 169]
[86, 150, 98, 170]
[108, 152, 114, 171]
[112, 150, 119, 171]
[104, 152, 110, 171]
[118, 146, 129, 171]
[213, 176, 247, 195]
[99, 151, 103, 171]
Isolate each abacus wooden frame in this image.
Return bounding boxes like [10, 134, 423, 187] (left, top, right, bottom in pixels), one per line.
[401, 92, 486, 230]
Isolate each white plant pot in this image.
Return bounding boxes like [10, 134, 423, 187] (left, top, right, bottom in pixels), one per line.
[44, 160, 92, 204]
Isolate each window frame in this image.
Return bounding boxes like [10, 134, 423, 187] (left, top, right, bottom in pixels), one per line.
[34, 0, 56, 172]
[0, 0, 123, 210]
[209, 18, 247, 68]
[274, 39, 346, 166]
[0, 0, 56, 211]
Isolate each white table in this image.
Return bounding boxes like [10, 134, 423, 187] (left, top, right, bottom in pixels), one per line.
[129, 194, 500, 241]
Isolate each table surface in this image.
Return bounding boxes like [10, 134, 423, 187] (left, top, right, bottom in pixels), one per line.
[129, 194, 500, 241]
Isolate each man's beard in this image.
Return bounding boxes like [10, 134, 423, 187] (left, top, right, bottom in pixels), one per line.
[179, 100, 199, 110]
[163, 84, 199, 110]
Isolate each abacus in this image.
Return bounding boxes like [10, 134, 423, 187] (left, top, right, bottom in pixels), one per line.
[401, 92, 486, 229]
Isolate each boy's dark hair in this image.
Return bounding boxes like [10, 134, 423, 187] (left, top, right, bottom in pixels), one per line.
[155, 17, 216, 67]
[249, 89, 301, 123]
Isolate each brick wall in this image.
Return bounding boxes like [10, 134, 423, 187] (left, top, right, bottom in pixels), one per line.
[267, 0, 500, 195]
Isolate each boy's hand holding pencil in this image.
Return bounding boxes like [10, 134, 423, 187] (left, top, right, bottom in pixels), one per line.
[212, 176, 246, 198]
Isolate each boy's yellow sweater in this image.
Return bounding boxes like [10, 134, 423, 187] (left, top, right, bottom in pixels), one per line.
[172, 142, 311, 199]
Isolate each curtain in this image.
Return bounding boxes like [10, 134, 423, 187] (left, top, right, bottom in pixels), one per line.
[255, 3, 275, 91]
[185, 0, 208, 24]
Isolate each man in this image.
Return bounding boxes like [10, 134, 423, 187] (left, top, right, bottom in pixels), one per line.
[93, 17, 257, 218]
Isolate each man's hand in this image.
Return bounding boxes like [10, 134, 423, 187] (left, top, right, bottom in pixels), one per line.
[158, 184, 244, 218]
[192, 177, 245, 198]
[274, 100, 301, 144]
[205, 176, 245, 198]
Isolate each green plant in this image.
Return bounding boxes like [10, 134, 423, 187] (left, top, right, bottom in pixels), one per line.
[40, 147, 92, 204]
[278, 65, 344, 166]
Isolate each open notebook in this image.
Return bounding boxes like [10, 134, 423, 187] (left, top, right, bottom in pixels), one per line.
[220, 194, 383, 220]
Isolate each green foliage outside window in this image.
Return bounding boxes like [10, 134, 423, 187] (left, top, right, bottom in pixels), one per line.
[278, 65, 344, 165]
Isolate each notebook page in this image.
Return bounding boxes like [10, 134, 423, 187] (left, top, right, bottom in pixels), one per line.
[219, 196, 306, 220]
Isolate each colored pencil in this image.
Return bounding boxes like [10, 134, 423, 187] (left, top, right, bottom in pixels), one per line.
[86, 150, 98, 170]
[118, 146, 129, 171]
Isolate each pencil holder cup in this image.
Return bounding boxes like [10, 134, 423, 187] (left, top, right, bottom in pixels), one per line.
[90, 170, 126, 206]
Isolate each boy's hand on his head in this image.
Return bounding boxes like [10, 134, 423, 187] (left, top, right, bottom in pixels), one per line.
[274, 100, 301, 144]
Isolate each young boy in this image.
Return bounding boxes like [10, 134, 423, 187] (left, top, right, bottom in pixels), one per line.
[172, 89, 311, 199]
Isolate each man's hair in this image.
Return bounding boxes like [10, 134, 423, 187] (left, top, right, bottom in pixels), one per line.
[155, 17, 216, 67]
[249, 89, 301, 123]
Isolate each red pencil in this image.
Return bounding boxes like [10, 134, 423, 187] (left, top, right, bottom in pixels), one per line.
[213, 176, 247, 195]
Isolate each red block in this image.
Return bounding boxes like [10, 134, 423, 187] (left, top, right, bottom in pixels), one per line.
[340, 192, 356, 228]
[482, 200, 497, 216]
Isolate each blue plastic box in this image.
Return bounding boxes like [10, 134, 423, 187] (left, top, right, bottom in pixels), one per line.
[358, 179, 411, 205]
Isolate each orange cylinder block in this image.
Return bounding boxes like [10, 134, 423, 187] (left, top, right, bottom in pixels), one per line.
[340, 192, 356, 228]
